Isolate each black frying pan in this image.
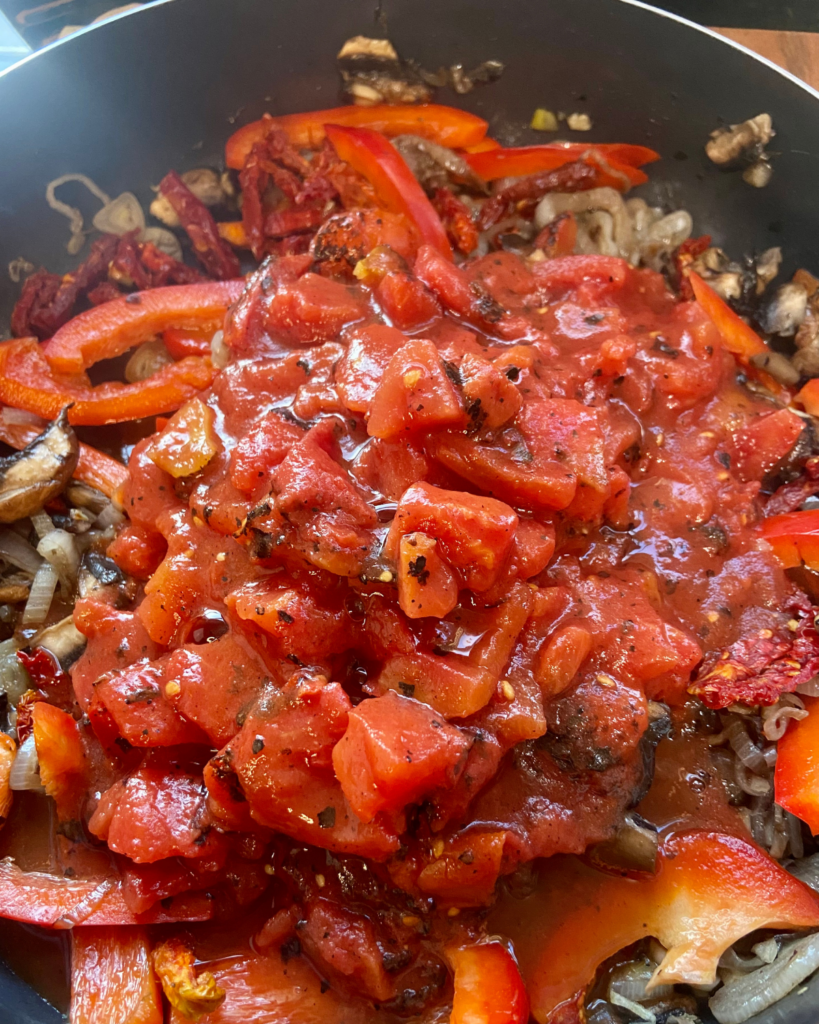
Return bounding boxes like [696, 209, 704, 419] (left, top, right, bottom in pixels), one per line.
[1, 1, 819, 1020]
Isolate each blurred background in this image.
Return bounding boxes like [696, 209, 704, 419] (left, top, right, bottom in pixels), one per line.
[0, 1, 816, 72]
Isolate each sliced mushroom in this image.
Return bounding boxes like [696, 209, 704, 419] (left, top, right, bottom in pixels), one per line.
[337, 35, 432, 106]
[743, 159, 773, 188]
[392, 135, 487, 192]
[35, 615, 87, 668]
[749, 350, 801, 387]
[588, 812, 660, 876]
[760, 281, 809, 337]
[706, 113, 774, 167]
[755, 247, 782, 294]
[0, 410, 78, 524]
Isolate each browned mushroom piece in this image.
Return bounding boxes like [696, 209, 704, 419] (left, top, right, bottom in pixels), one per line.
[0, 409, 79, 524]
[392, 134, 488, 192]
[705, 113, 774, 167]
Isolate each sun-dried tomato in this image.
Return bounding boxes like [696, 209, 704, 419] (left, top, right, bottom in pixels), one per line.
[139, 241, 205, 286]
[159, 171, 240, 280]
[10, 269, 61, 338]
[478, 160, 598, 231]
[690, 609, 819, 708]
[111, 232, 153, 291]
[14, 690, 39, 744]
[766, 457, 819, 517]
[432, 187, 479, 255]
[12, 236, 119, 340]
[86, 281, 123, 306]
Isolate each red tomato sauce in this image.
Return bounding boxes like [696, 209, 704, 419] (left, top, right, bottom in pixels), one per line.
[12, 243, 819, 1022]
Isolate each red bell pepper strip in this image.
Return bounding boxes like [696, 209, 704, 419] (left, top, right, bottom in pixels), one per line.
[325, 124, 452, 258]
[796, 377, 819, 417]
[466, 142, 659, 180]
[447, 942, 530, 1024]
[517, 829, 819, 1023]
[70, 927, 163, 1024]
[776, 697, 819, 832]
[463, 137, 502, 154]
[44, 279, 244, 374]
[226, 103, 489, 167]
[0, 338, 216, 427]
[761, 509, 819, 570]
[0, 415, 128, 499]
[0, 860, 214, 927]
[689, 271, 782, 393]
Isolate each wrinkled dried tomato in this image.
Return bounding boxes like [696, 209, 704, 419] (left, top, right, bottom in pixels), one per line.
[159, 171, 241, 280]
[10, 269, 61, 338]
[477, 160, 597, 230]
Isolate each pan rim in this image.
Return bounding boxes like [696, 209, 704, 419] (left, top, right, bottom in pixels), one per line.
[1, 0, 819, 111]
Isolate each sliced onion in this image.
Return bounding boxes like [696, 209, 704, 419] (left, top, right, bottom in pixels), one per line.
[609, 992, 655, 1022]
[37, 529, 79, 597]
[787, 812, 805, 860]
[92, 191, 145, 236]
[211, 330, 229, 369]
[21, 562, 58, 625]
[735, 760, 771, 797]
[609, 960, 673, 1004]
[0, 639, 29, 707]
[0, 529, 42, 576]
[9, 734, 43, 792]
[762, 696, 808, 741]
[709, 932, 819, 1024]
[787, 852, 819, 891]
[797, 676, 819, 697]
[46, 174, 111, 255]
[725, 719, 768, 774]
[30, 511, 54, 541]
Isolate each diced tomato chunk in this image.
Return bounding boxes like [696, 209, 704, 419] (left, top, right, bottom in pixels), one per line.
[94, 659, 207, 747]
[375, 270, 441, 330]
[397, 532, 459, 618]
[333, 690, 469, 821]
[386, 481, 518, 592]
[107, 523, 167, 580]
[367, 338, 466, 439]
[228, 580, 351, 659]
[229, 410, 305, 495]
[335, 322, 407, 413]
[299, 897, 392, 1001]
[229, 671, 399, 858]
[460, 352, 523, 430]
[727, 407, 805, 483]
[89, 766, 224, 863]
[263, 273, 367, 344]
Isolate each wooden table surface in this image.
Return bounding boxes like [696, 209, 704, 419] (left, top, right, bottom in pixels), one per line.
[714, 27, 819, 91]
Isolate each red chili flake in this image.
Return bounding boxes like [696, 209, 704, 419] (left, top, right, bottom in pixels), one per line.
[432, 187, 479, 255]
[159, 170, 240, 280]
[675, 234, 712, 301]
[690, 610, 819, 709]
[477, 161, 597, 231]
